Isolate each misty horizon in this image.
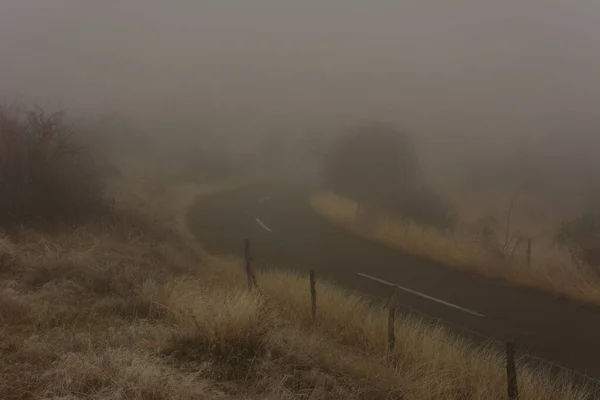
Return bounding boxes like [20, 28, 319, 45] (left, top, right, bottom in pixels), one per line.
[2, 1, 599, 140]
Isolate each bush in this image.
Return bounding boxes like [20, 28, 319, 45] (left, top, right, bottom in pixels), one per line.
[324, 123, 419, 205]
[400, 186, 457, 231]
[0, 107, 108, 227]
[555, 212, 600, 268]
[323, 123, 455, 230]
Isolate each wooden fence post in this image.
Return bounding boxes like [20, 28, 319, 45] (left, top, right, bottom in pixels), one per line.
[251, 270, 259, 290]
[506, 341, 519, 400]
[388, 288, 399, 354]
[244, 239, 253, 291]
[526, 239, 532, 268]
[309, 270, 317, 324]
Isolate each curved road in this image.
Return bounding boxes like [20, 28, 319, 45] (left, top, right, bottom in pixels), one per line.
[188, 181, 600, 380]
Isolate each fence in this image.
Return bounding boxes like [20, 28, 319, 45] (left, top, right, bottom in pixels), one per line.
[243, 238, 600, 399]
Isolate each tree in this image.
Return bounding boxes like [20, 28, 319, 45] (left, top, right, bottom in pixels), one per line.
[323, 122, 455, 230]
[323, 123, 420, 210]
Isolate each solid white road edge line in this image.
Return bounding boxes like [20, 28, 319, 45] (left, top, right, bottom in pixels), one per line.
[255, 217, 273, 233]
[355, 272, 486, 318]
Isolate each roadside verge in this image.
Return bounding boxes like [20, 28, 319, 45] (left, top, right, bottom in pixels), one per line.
[309, 190, 600, 307]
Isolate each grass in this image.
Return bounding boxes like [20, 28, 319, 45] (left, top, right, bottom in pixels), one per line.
[0, 172, 592, 399]
[309, 190, 600, 307]
[0, 105, 592, 398]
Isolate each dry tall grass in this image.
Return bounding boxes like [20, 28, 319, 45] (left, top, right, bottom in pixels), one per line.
[310, 190, 600, 307]
[147, 263, 591, 400]
[0, 155, 592, 398]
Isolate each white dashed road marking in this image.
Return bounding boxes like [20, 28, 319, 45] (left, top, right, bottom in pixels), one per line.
[255, 195, 481, 316]
[355, 272, 485, 317]
[255, 217, 273, 233]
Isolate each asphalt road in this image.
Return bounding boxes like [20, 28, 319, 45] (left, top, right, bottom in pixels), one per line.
[188, 181, 600, 380]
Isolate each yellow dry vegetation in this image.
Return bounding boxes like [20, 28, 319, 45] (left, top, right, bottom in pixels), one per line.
[0, 169, 592, 399]
[309, 190, 600, 307]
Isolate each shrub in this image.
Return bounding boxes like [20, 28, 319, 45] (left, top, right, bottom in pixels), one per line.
[323, 123, 419, 206]
[555, 212, 600, 268]
[323, 123, 455, 230]
[399, 186, 457, 231]
[0, 106, 108, 227]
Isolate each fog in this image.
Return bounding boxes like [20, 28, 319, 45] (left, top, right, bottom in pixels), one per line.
[2, 1, 600, 182]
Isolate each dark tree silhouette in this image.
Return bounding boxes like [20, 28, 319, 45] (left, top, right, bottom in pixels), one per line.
[324, 123, 420, 209]
[323, 122, 455, 230]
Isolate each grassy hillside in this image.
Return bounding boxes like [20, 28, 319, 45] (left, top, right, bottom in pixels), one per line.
[0, 109, 591, 399]
[1, 185, 590, 399]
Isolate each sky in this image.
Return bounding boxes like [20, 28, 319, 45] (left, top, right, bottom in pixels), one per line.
[1, 1, 600, 152]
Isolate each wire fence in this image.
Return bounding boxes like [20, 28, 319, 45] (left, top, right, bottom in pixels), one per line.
[243, 238, 600, 398]
[395, 298, 600, 388]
